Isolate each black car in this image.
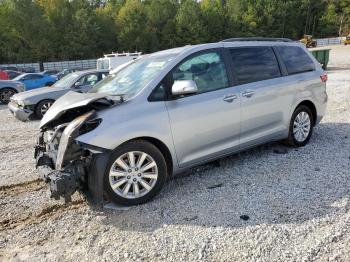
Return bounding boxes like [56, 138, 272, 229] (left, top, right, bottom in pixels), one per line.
[55, 68, 82, 79]
[5, 70, 22, 80]
[41, 69, 60, 76]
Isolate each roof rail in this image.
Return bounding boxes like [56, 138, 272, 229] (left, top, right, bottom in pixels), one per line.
[221, 37, 293, 43]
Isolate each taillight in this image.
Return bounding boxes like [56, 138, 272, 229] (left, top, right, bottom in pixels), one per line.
[320, 73, 327, 82]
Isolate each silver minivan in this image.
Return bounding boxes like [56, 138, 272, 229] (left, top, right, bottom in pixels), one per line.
[35, 38, 328, 206]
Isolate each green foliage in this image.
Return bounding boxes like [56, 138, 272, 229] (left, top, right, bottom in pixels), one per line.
[318, 0, 350, 37]
[0, 0, 349, 63]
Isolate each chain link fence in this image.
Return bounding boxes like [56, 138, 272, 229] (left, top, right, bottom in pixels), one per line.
[315, 37, 345, 46]
[0, 59, 97, 73]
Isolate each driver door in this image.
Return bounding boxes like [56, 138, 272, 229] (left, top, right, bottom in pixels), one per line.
[165, 49, 241, 167]
[22, 74, 43, 90]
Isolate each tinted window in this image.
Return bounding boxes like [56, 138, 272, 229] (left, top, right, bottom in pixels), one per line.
[276, 46, 315, 75]
[229, 47, 281, 85]
[25, 74, 43, 80]
[172, 51, 229, 94]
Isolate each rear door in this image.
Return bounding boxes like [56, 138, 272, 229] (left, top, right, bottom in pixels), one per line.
[165, 49, 241, 167]
[274, 45, 322, 120]
[227, 46, 289, 148]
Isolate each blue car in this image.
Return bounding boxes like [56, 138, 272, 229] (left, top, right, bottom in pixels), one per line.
[12, 73, 57, 90]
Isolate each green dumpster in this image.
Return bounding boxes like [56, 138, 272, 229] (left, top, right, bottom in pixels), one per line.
[309, 48, 331, 70]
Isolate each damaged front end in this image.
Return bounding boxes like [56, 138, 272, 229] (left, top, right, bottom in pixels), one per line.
[35, 92, 116, 204]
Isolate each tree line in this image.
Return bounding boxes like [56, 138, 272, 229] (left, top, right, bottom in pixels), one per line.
[0, 0, 349, 63]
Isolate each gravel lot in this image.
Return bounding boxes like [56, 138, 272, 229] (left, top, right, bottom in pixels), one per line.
[0, 45, 349, 261]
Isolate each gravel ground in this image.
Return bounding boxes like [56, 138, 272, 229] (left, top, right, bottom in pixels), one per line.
[0, 45, 350, 261]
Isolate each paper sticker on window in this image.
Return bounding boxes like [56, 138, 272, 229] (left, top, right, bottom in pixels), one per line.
[146, 61, 166, 68]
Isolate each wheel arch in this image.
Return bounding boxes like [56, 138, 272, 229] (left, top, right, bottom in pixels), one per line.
[35, 98, 55, 109]
[119, 136, 174, 177]
[0, 87, 18, 103]
[0, 87, 18, 93]
[295, 100, 317, 125]
[35, 98, 56, 116]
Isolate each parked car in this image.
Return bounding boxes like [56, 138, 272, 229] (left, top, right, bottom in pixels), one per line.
[20, 67, 36, 73]
[12, 73, 57, 90]
[0, 70, 9, 80]
[0, 80, 25, 103]
[5, 70, 22, 79]
[41, 69, 60, 76]
[35, 38, 327, 206]
[0, 66, 19, 71]
[54, 68, 81, 80]
[8, 69, 108, 120]
[1, 66, 36, 73]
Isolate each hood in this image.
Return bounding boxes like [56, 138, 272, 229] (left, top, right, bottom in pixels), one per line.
[40, 91, 111, 128]
[12, 86, 65, 101]
[0, 80, 23, 85]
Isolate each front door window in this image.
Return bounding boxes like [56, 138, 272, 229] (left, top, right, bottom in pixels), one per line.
[172, 52, 229, 95]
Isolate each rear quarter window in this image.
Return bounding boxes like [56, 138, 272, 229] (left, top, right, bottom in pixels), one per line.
[276, 46, 315, 75]
[229, 47, 281, 85]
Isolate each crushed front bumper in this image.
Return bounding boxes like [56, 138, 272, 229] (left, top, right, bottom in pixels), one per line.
[35, 146, 110, 205]
[8, 102, 33, 121]
[35, 138, 87, 202]
[35, 111, 110, 205]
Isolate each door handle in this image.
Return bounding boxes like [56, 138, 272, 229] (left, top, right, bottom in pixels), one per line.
[242, 91, 254, 98]
[223, 94, 238, 103]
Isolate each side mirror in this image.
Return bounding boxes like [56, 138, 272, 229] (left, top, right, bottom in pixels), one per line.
[171, 80, 198, 96]
[73, 82, 81, 88]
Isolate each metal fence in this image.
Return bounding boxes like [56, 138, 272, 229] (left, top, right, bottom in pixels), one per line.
[0, 59, 97, 72]
[44, 59, 96, 71]
[315, 37, 345, 46]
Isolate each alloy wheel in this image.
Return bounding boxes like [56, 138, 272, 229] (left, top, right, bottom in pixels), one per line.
[0, 89, 15, 103]
[293, 111, 311, 142]
[40, 101, 53, 116]
[109, 151, 158, 199]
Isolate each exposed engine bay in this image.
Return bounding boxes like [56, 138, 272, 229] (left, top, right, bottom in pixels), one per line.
[35, 94, 121, 203]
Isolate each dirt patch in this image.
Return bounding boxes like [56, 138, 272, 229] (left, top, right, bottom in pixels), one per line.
[0, 200, 85, 231]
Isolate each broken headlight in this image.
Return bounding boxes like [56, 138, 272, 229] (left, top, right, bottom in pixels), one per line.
[79, 118, 102, 136]
[56, 111, 101, 169]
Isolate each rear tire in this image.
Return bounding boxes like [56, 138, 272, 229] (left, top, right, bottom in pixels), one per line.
[104, 140, 167, 206]
[35, 99, 55, 119]
[0, 88, 16, 104]
[284, 105, 314, 147]
[46, 82, 54, 86]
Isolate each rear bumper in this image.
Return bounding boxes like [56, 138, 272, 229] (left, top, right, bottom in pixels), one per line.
[8, 102, 33, 121]
[315, 89, 328, 125]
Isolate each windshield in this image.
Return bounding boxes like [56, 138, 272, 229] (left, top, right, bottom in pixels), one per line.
[90, 54, 175, 97]
[53, 73, 80, 88]
[97, 59, 110, 70]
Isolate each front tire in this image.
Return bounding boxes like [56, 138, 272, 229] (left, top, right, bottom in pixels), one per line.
[0, 88, 16, 104]
[104, 140, 168, 206]
[285, 105, 314, 147]
[35, 99, 54, 119]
